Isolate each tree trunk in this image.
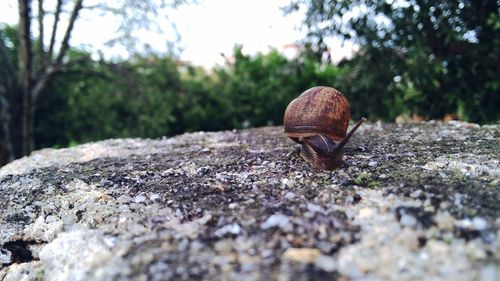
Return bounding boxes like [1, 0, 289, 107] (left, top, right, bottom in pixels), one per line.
[0, 30, 15, 164]
[0, 97, 14, 165]
[18, 0, 34, 156]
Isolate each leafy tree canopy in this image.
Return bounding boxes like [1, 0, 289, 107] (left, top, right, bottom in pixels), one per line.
[287, 0, 499, 123]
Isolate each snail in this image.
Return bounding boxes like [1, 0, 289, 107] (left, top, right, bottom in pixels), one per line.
[284, 86, 366, 170]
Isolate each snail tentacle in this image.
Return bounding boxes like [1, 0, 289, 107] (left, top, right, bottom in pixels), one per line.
[334, 118, 366, 151]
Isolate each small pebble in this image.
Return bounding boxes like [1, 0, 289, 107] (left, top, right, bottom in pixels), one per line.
[282, 248, 321, 263]
[261, 214, 293, 232]
[314, 255, 337, 272]
[409, 189, 422, 198]
[45, 215, 59, 223]
[281, 178, 294, 188]
[133, 195, 147, 203]
[149, 193, 161, 202]
[214, 223, 241, 237]
[472, 217, 488, 231]
[480, 264, 498, 281]
[284, 192, 296, 199]
[456, 217, 488, 230]
[0, 249, 12, 264]
[307, 203, 324, 213]
[117, 195, 132, 204]
[400, 214, 417, 228]
[434, 211, 455, 231]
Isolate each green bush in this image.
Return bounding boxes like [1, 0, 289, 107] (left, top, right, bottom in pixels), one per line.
[35, 47, 348, 148]
[27, 44, 500, 149]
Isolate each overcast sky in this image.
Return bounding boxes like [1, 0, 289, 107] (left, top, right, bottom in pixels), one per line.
[0, 0, 354, 68]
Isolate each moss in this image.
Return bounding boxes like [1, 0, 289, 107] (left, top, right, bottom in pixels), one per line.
[81, 166, 97, 173]
[35, 270, 45, 281]
[367, 179, 379, 188]
[354, 172, 374, 187]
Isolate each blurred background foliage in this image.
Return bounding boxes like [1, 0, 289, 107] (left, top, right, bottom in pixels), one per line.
[1, 0, 499, 153]
[34, 47, 345, 148]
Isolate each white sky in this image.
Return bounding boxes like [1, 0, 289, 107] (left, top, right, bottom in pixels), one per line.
[0, 0, 355, 68]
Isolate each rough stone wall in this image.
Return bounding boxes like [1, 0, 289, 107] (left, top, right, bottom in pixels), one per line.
[0, 121, 498, 281]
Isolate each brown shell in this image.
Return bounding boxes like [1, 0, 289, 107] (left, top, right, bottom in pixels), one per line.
[284, 86, 350, 142]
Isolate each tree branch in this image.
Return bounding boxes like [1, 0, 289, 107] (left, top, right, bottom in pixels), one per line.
[47, 0, 62, 63]
[55, 0, 83, 65]
[32, 0, 85, 127]
[33, 55, 89, 101]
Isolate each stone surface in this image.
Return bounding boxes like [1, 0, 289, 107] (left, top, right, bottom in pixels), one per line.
[0, 121, 499, 281]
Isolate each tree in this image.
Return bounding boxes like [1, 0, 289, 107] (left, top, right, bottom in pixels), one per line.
[286, 0, 499, 123]
[0, 0, 188, 165]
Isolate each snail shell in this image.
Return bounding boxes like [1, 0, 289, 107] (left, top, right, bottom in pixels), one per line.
[284, 87, 350, 141]
[284, 86, 365, 170]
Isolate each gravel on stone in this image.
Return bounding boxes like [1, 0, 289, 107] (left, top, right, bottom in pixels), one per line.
[0, 121, 498, 281]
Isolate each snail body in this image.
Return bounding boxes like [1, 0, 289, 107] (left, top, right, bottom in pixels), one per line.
[284, 86, 365, 170]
